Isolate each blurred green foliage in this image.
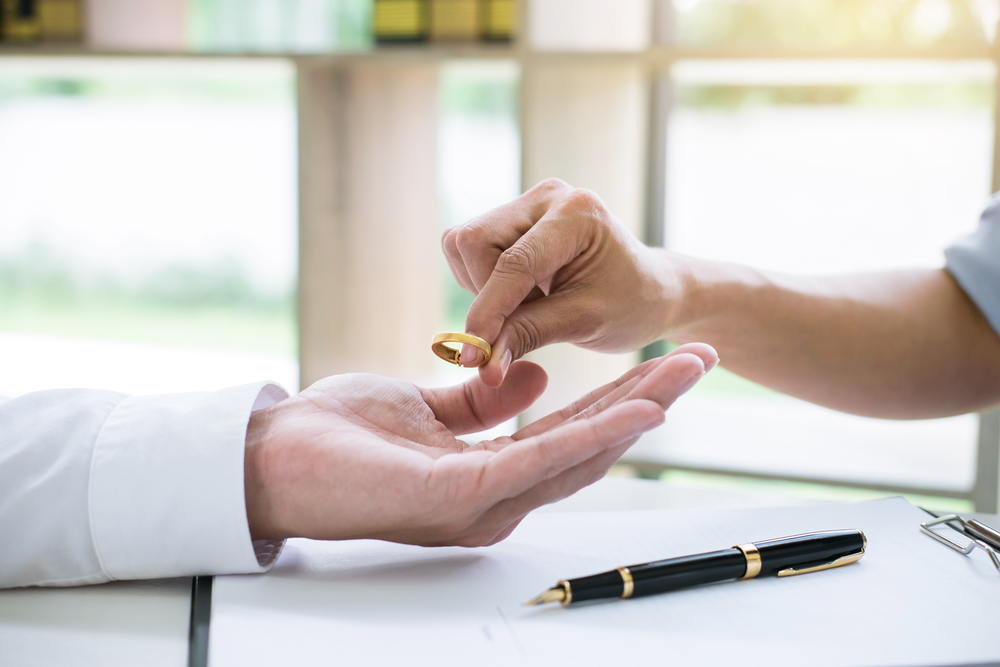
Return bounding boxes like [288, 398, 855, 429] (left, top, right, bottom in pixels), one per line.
[187, 0, 373, 52]
[0, 73, 292, 103]
[439, 68, 519, 117]
[678, 81, 992, 108]
[675, 0, 992, 47]
[0, 66, 297, 355]
[0, 244, 290, 310]
[0, 245, 295, 353]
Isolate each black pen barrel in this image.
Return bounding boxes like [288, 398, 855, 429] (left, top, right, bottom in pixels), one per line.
[631, 549, 746, 597]
[560, 529, 865, 605]
[566, 549, 746, 604]
[754, 530, 865, 576]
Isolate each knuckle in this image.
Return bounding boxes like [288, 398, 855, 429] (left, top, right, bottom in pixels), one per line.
[454, 224, 484, 255]
[495, 244, 536, 278]
[563, 187, 606, 216]
[533, 177, 571, 194]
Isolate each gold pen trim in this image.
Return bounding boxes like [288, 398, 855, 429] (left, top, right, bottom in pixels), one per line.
[777, 550, 865, 577]
[736, 543, 762, 579]
[524, 580, 572, 606]
[617, 567, 634, 599]
[557, 580, 572, 606]
[524, 586, 565, 606]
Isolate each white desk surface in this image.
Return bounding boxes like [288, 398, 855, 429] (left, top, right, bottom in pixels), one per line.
[1, 477, 995, 667]
[0, 576, 191, 667]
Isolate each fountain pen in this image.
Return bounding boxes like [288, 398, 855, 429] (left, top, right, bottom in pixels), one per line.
[526, 529, 866, 607]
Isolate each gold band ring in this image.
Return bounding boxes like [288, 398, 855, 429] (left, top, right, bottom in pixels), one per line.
[431, 333, 492, 368]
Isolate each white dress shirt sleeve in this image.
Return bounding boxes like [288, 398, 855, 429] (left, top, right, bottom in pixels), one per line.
[0, 382, 288, 589]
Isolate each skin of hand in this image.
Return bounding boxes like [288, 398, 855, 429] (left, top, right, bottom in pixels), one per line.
[244, 343, 718, 547]
[444, 179, 1000, 418]
[442, 178, 678, 387]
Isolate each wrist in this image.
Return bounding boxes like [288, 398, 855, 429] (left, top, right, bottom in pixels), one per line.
[654, 251, 767, 344]
[244, 407, 282, 541]
[645, 249, 700, 341]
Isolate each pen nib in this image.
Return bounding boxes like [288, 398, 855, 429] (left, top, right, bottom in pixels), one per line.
[524, 587, 566, 606]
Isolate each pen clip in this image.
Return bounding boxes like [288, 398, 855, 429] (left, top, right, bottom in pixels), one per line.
[776, 550, 865, 577]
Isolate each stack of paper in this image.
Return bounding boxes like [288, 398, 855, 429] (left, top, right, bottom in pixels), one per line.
[209, 498, 999, 666]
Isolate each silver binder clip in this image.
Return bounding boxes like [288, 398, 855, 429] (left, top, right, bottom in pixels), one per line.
[920, 514, 1000, 573]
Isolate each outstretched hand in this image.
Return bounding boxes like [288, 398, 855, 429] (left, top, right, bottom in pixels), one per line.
[244, 343, 718, 547]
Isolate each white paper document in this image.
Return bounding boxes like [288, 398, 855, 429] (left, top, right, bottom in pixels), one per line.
[209, 498, 1000, 666]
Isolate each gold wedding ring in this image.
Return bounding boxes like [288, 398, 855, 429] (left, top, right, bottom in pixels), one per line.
[431, 333, 492, 368]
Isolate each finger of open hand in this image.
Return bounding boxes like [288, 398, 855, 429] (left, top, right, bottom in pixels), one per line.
[665, 342, 720, 372]
[514, 345, 717, 440]
[479, 399, 664, 501]
[450, 435, 638, 547]
[512, 357, 663, 440]
[477, 438, 637, 539]
[571, 353, 705, 426]
[421, 360, 548, 435]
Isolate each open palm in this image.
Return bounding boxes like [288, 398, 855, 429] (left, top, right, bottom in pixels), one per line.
[244, 343, 717, 548]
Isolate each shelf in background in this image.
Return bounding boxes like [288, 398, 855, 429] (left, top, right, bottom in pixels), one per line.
[0, 43, 518, 62]
[2, 43, 995, 64]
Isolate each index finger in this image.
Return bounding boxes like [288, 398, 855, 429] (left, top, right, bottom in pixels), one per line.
[450, 178, 574, 293]
[463, 207, 594, 360]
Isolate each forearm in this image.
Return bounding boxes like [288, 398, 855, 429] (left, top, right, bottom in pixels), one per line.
[661, 253, 1000, 418]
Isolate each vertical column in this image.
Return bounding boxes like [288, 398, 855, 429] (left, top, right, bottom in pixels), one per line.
[642, 0, 674, 363]
[651, 0, 674, 46]
[639, 68, 672, 363]
[297, 59, 442, 389]
[975, 408, 1000, 513]
[519, 58, 650, 420]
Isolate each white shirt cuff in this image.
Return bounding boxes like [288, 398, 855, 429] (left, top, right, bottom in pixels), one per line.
[88, 382, 289, 581]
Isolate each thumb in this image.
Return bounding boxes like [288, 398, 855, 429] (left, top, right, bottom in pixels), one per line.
[476, 293, 593, 387]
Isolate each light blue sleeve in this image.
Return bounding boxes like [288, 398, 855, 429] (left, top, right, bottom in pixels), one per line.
[944, 195, 1000, 338]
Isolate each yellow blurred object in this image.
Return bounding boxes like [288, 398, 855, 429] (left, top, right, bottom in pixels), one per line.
[1, 0, 41, 42]
[430, 0, 479, 41]
[374, 0, 429, 42]
[482, 0, 514, 41]
[39, 0, 82, 41]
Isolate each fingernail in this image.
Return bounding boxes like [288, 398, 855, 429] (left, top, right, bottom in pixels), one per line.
[500, 349, 513, 379]
[461, 344, 484, 368]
